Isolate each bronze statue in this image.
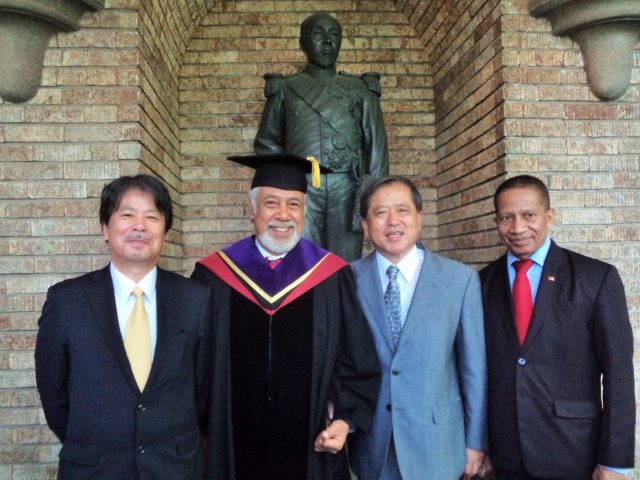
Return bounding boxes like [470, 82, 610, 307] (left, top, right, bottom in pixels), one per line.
[254, 11, 389, 261]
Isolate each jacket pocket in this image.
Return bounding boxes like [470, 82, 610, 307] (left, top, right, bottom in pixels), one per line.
[175, 432, 199, 457]
[59, 439, 100, 466]
[432, 398, 464, 424]
[554, 399, 599, 418]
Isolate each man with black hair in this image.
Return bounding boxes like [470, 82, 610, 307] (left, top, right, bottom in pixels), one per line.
[36, 174, 212, 480]
[481, 175, 635, 480]
[349, 175, 487, 480]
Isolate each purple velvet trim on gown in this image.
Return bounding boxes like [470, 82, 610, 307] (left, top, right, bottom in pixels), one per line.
[222, 237, 329, 297]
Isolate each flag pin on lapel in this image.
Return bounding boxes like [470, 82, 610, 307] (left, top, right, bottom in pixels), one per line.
[547, 275, 556, 282]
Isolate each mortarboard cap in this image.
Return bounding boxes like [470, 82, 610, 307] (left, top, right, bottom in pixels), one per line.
[228, 153, 328, 193]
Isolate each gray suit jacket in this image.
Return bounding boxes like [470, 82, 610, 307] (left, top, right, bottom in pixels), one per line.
[349, 247, 487, 480]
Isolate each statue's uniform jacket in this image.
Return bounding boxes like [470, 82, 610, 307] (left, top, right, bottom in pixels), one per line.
[254, 64, 389, 261]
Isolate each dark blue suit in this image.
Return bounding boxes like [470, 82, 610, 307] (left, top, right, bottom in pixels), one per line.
[35, 266, 212, 480]
[480, 241, 635, 478]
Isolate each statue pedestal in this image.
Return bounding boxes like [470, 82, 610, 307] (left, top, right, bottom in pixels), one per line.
[0, 0, 104, 103]
[529, 0, 640, 101]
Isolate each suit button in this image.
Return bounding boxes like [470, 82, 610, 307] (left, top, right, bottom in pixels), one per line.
[391, 369, 400, 376]
[136, 403, 145, 412]
[386, 404, 391, 411]
[136, 446, 145, 455]
[517, 357, 526, 366]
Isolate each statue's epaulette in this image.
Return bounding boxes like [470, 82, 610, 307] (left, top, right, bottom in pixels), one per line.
[339, 71, 382, 96]
[263, 73, 283, 98]
[263, 72, 298, 98]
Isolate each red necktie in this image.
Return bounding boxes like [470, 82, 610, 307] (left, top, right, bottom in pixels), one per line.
[512, 259, 534, 345]
[266, 257, 281, 269]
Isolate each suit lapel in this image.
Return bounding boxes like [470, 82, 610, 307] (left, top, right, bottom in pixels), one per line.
[399, 249, 439, 349]
[146, 268, 185, 394]
[84, 265, 139, 391]
[357, 253, 395, 352]
[523, 241, 564, 349]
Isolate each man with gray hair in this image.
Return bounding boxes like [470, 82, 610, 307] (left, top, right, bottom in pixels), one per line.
[192, 153, 380, 480]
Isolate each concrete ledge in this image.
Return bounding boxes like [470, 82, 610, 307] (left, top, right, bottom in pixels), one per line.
[0, 0, 105, 103]
[529, 0, 640, 100]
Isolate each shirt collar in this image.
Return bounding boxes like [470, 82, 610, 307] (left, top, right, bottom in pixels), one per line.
[507, 236, 552, 268]
[375, 245, 422, 283]
[110, 263, 157, 300]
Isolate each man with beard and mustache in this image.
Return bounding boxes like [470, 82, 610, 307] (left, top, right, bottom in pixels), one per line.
[191, 153, 380, 480]
[36, 175, 213, 479]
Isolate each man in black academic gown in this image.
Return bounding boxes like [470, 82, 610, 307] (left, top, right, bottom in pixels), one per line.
[192, 153, 380, 480]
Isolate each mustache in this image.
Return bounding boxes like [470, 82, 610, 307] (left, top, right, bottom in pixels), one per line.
[125, 233, 150, 242]
[268, 220, 297, 228]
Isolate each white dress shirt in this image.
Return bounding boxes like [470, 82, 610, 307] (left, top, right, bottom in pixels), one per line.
[110, 263, 158, 359]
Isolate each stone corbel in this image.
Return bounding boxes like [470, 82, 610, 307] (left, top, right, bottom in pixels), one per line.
[0, 0, 105, 103]
[529, 0, 640, 101]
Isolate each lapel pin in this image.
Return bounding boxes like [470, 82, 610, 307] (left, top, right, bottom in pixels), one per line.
[547, 275, 556, 282]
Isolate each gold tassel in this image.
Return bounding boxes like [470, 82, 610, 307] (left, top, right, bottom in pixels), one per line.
[306, 156, 321, 188]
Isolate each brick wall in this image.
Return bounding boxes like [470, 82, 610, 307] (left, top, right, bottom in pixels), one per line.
[0, 0, 638, 477]
[0, 1, 141, 475]
[398, 0, 505, 266]
[136, 0, 214, 270]
[498, 2, 640, 462]
[0, 0, 211, 476]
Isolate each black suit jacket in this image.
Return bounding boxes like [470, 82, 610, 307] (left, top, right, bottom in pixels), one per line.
[36, 265, 213, 480]
[480, 241, 635, 478]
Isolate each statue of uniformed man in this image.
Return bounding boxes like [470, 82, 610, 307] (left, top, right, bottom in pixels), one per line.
[254, 11, 389, 261]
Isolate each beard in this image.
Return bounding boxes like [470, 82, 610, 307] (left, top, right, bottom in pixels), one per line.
[257, 222, 301, 255]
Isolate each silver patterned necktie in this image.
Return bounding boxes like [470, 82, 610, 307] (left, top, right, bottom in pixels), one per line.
[384, 265, 402, 349]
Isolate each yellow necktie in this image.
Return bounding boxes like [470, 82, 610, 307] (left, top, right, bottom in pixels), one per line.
[124, 286, 151, 391]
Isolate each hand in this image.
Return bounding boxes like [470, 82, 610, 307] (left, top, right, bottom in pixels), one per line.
[460, 448, 484, 479]
[313, 419, 349, 454]
[477, 454, 494, 479]
[592, 465, 628, 480]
